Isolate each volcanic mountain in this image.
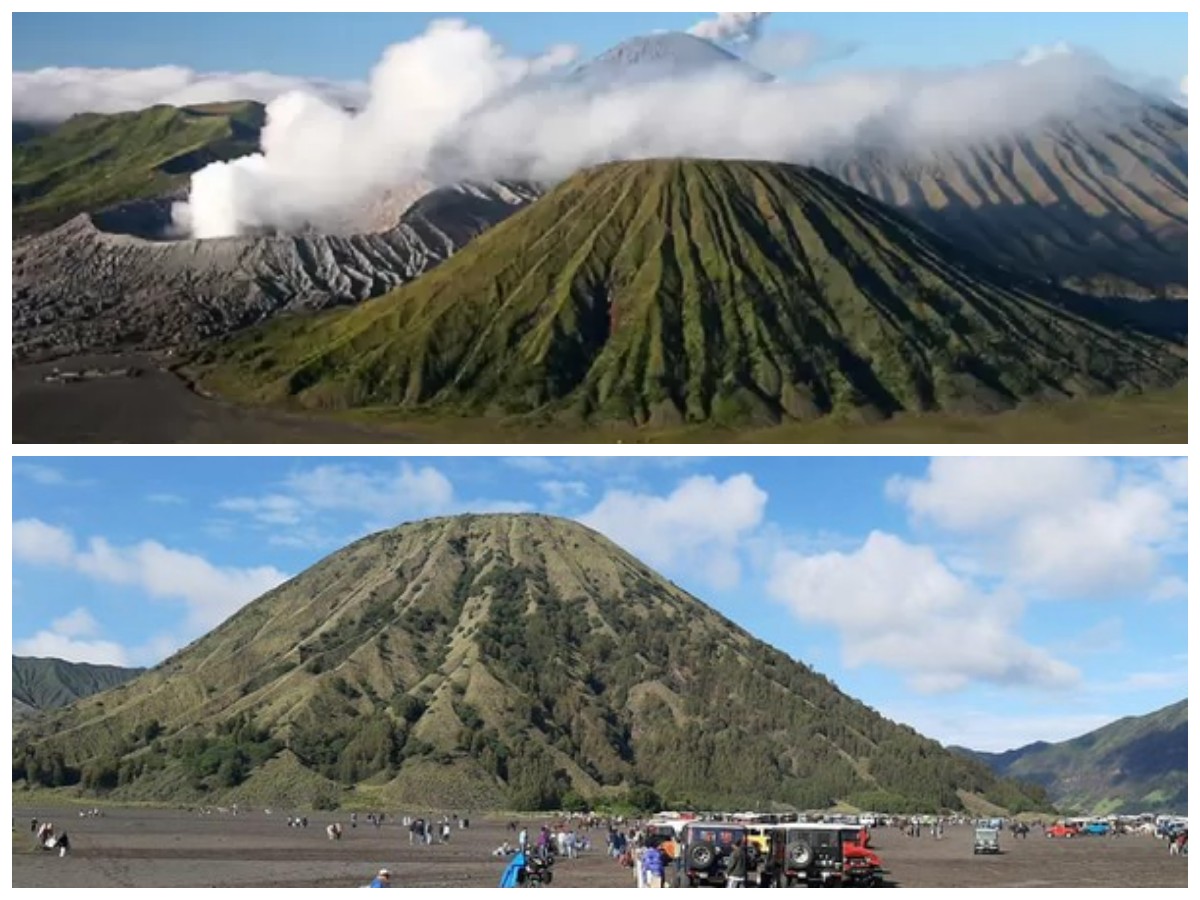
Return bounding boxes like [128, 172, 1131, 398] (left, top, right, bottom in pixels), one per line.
[12, 656, 143, 721]
[12, 181, 541, 362]
[12, 101, 265, 237]
[13, 514, 1051, 813]
[830, 95, 1188, 298]
[200, 159, 1185, 428]
[569, 32, 771, 86]
[958, 700, 1188, 815]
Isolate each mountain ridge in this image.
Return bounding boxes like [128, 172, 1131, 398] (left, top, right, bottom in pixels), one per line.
[13, 513, 1050, 814]
[13, 656, 144, 721]
[198, 158, 1185, 427]
[956, 700, 1187, 815]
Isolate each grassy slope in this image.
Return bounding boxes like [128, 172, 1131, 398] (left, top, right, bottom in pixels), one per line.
[231, 379, 1180, 444]
[972, 701, 1188, 815]
[13, 657, 144, 717]
[198, 159, 1184, 428]
[13, 515, 1048, 815]
[12, 101, 264, 235]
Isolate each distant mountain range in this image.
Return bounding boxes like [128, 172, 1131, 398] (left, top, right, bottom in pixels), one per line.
[12, 656, 143, 721]
[956, 700, 1188, 815]
[13, 514, 1049, 814]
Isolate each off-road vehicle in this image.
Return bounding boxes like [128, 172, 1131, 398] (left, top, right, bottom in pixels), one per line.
[763, 823, 884, 888]
[678, 822, 758, 888]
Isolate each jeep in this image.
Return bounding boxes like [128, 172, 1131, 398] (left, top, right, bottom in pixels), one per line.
[678, 822, 757, 888]
[763, 824, 848, 888]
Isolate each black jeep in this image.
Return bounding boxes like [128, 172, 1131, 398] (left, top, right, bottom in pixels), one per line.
[679, 823, 758, 888]
[762, 825, 846, 888]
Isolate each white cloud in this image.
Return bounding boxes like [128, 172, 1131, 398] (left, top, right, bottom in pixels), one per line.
[888, 458, 1186, 599]
[688, 12, 770, 44]
[285, 463, 454, 518]
[767, 531, 1079, 693]
[12, 519, 76, 565]
[1019, 41, 1075, 67]
[893, 707, 1118, 753]
[16, 605, 129, 666]
[11, 65, 366, 123]
[887, 457, 1115, 532]
[165, 19, 1118, 238]
[219, 462, 456, 531]
[15, 630, 131, 668]
[15, 605, 176, 668]
[1180, 74, 1188, 106]
[12, 519, 288, 632]
[540, 480, 590, 507]
[579, 474, 767, 588]
[50, 606, 101, 639]
[218, 493, 304, 526]
[1116, 670, 1187, 692]
[14, 463, 72, 486]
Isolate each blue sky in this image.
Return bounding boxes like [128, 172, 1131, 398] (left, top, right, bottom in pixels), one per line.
[13, 12, 1186, 84]
[12, 456, 1187, 752]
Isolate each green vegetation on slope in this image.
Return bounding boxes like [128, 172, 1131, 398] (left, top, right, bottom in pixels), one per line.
[962, 700, 1187, 815]
[12, 656, 143, 719]
[199, 159, 1184, 429]
[12, 515, 1051, 815]
[12, 101, 264, 235]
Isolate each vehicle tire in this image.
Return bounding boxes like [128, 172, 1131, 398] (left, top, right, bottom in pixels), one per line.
[542, 870, 552, 886]
[788, 841, 813, 869]
[688, 844, 716, 870]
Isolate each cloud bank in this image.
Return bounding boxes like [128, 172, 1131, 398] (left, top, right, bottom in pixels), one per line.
[13, 518, 288, 632]
[13, 20, 1156, 245]
[12, 65, 365, 123]
[161, 19, 1125, 238]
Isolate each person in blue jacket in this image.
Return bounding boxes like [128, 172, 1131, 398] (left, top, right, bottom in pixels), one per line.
[500, 852, 528, 887]
[368, 868, 391, 887]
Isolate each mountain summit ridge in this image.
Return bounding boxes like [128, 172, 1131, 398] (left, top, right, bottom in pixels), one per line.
[14, 513, 1049, 813]
[200, 158, 1184, 426]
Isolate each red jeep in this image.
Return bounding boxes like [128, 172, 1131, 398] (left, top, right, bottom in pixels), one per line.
[1046, 822, 1081, 839]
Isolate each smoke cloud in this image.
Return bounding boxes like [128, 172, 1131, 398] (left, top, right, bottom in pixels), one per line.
[11, 65, 365, 122]
[688, 12, 770, 44]
[168, 18, 1129, 239]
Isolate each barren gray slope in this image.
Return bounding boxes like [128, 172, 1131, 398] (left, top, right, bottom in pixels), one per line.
[12, 181, 541, 361]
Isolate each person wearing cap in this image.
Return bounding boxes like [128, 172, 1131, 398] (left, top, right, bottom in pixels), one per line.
[369, 868, 391, 888]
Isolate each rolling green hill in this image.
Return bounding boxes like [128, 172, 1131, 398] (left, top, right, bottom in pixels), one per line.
[13, 514, 1050, 814]
[12, 656, 143, 720]
[960, 701, 1187, 815]
[198, 159, 1184, 429]
[12, 101, 264, 236]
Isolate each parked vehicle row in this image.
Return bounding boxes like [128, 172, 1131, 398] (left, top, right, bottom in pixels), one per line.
[647, 819, 887, 888]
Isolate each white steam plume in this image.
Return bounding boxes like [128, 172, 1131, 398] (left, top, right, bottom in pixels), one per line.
[175, 19, 1128, 239]
[688, 12, 770, 44]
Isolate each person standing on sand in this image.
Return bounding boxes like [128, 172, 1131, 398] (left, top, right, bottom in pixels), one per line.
[725, 839, 747, 888]
[519, 827, 529, 853]
[642, 844, 665, 888]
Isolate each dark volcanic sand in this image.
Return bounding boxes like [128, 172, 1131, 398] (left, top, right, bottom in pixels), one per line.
[12, 355, 416, 444]
[11, 808, 1188, 889]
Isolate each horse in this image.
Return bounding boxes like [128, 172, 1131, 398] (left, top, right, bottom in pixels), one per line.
[327, 823, 343, 841]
